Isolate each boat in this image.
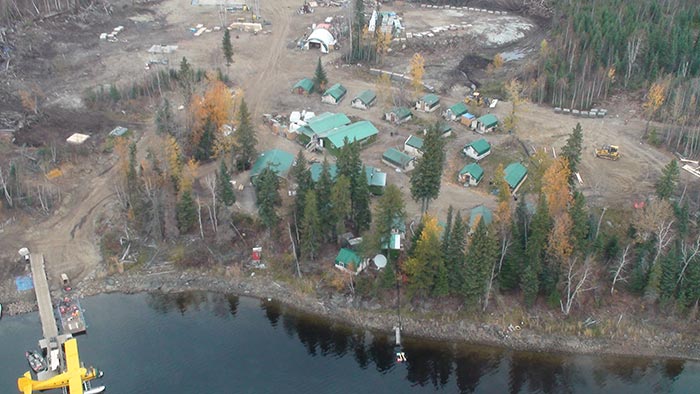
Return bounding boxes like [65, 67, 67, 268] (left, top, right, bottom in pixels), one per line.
[84, 385, 106, 394]
[25, 350, 48, 373]
[0, 303, 3, 318]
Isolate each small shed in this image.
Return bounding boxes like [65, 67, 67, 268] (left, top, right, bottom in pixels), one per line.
[66, 133, 90, 145]
[385, 107, 412, 124]
[504, 162, 528, 194]
[403, 135, 424, 157]
[469, 205, 493, 231]
[334, 248, 367, 274]
[444, 102, 469, 121]
[458, 163, 484, 186]
[463, 139, 491, 161]
[249, 149, 295, 182]
[382, 148, 415, 171]
[365, 166, 387, 195]
[292, 78, 314, 95]
[416, 93, 441, 113]
[109, 126, 128, 137]
[460, 112, 476, 127]
[471, 114, 498, 133]
[351, 90, 377, 110]
[322, 83, 347, 105]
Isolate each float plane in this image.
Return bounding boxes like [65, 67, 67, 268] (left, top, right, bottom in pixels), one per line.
[17, 338, 103, 394]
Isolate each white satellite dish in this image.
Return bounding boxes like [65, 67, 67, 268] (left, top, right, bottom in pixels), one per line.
[373, 254, 387, 269]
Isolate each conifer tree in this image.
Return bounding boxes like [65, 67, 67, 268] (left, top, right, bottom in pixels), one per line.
[656, 159, 680, 200]
[301, 190, 322, 261]
[405, 214, 442, 297]
[442, 206, 454, 256]
[445, 211, 466, 294]
[254, 166, 281, 230]
[659, 242, 681, 302]
[561, 122, 584, 176]
[316, 158, 335, 240]
[234, 99, 257, 171]
[155, 99, 174, 135]
[195, 117, 216, 161]
[500, 218, 524, 291]
[521, 194, 551, 306]
[371, 184, 406, 254]
[569, 191, 589, 254]
[434, 260, 449, 297]
[313, 57, 328, 93]
[222, 29, 233, 66]
[353, 165, 372, 233]
[461, 220, 498, 306]
[330, 175, 352, 236]
[178, 57, 194, 99]
[291, 151, 312, 224]
[410, 124, 445, 212]
[176, 189, 196, 233]
[217, 160, 236, 206]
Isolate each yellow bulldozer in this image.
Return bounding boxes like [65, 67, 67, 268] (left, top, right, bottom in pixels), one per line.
[464, 91, 484, 107]
[595, 144, 620, 160]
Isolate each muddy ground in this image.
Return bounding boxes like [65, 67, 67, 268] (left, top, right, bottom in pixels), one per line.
[0, 0, 691, 358]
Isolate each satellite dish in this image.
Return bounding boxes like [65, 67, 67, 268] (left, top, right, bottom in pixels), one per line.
[373, 254, 387, 269]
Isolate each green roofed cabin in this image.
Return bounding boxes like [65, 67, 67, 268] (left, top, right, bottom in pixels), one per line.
[351, 90, 377, 110]
[443, 102, 469, 121]
[471, 113, 498, 133]
[324, 121, 379, 151]
[385, 106, 412, 125]
[403, 135, 424, 157]
[462, 139, 491, 161]
[322, 83, 347, 105]
[382, 148, 415, 171]
[458, 162, 484, 187]
[292, 78, 314, 95]
[334, 248, 367, 274]
[309, 162, 386, 195]
[504, 162, 528, 194]
[249, 149, 295, 182]
[416, 93, 441, 113]
[469, 205, 493, 233]
[296, 112, 351, 145]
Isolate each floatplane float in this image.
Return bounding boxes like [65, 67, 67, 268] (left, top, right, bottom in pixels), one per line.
[17, 338, 105, 394]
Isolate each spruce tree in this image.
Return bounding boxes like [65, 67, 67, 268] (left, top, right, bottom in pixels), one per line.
[445, 211, 466, 294]
[316, 158, 335, 240]
[410, 123, 445, 212]
[301, 190, 321, 260]
[659, 242, 681, 302]
[405, 215, 442, 297]
[254, 166, 281, 230]
[176, 190, 196, 233]
[656, 159, 680, 200]
[222, 29, 233, 66]
[442, 206, 454, 256]
[561, 122, 583, 176]
[313, 57, 328, 93]
[569, 191, 589, 255]
[353, 165, 372, 233]
[371, 184, 406, 254]
[433, 260, 449, 297]
[521, 194, 551, 306]
[291, 151, 312, 224]
[155, 99, 174, 135]
[195, 117, 215, 161]
[500, 218, 524, 291]
[217, 160, 236, 206]
[234, 99, 258, 171]
[178, 57, 194, 99]
[330, 175, 352, 236]
[461, 220, 498, 307]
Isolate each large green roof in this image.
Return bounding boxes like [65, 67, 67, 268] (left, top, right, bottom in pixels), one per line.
[465, 139, 491, 155]
[307, 112, 351, 135]
[335, 248, 361, 267]
[504, 162, 528, 189]
[448, 102, 469, 116]
[478, 114, 498, 128]
[325, 121, 378, 149]
[292, 78, 313, 93]
[383, 148, 414, 168]
[250, 149, 295, 180]
[459, 162, 484, 181]
[323, 83, 347, 101]
[354, 90, 377, 105]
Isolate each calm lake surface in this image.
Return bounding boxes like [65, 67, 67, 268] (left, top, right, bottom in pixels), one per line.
[1, 292, 699, 393]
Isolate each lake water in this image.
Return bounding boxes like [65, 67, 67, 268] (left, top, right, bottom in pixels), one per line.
[1, 292, 698, 393]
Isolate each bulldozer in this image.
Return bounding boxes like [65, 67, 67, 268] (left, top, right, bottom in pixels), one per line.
[595, 144, 620, 160]
[464, 91, 484, 107]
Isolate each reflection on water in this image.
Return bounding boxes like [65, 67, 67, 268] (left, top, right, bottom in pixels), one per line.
[143, 291, 693, 393]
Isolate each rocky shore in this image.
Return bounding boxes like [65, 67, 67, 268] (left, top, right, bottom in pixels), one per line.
[3, 266, 700, 362]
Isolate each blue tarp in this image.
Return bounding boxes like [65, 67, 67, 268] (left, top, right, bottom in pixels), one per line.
[15, 275, 34, 291]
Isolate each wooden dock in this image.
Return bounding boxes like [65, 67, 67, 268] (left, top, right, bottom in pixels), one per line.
[29, 254, 59, 339]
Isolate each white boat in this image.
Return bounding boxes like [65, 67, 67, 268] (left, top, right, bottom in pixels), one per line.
[84, 386, 106, 394]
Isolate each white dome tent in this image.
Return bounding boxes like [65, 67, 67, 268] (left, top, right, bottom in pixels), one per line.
[304, 28, 336, 53]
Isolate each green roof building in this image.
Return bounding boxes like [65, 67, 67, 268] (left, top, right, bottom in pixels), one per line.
[334, 248, 366, 273]
[458, 162, 484, 186]
[385, 106, 413, 124]
[444, 102, 469, 120]
[473, 113, 498, 133]
[325, 121, 379, 150]
[292, 78, 314, 95]
[416, 93, 441, 112]
[463, 138, 491, 161]
[404, 135, 424, 157]
[382, 147, 415, 171]
[469, 205, 493, 231]
[250, 149, 295, 181]
[351, 90, 377, 110]
[504, 162, 528, 194]
[322, 83, 347, 105]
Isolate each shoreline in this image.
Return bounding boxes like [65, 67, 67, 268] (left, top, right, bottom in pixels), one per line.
[4, 268, 700, 362]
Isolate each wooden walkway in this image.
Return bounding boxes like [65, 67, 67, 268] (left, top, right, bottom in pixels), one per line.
[30, 254, 59, 339]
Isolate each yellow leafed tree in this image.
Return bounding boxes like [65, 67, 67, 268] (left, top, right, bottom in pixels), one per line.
[165, 135, 183, 189]
[547, 213, 573, 263]
[203, 80, 233, 132]
[409, 53, 425, 98]
[181, 158, 199, 193]
[188, 94, 207, 150]
[376, 72, 393, 109]
[492, 53, 504, 70]
[542, 157, 572, 218]
[114, 137, 131, 183]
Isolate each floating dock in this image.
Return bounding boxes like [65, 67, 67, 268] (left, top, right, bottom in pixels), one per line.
[58, 293, 87, 335]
